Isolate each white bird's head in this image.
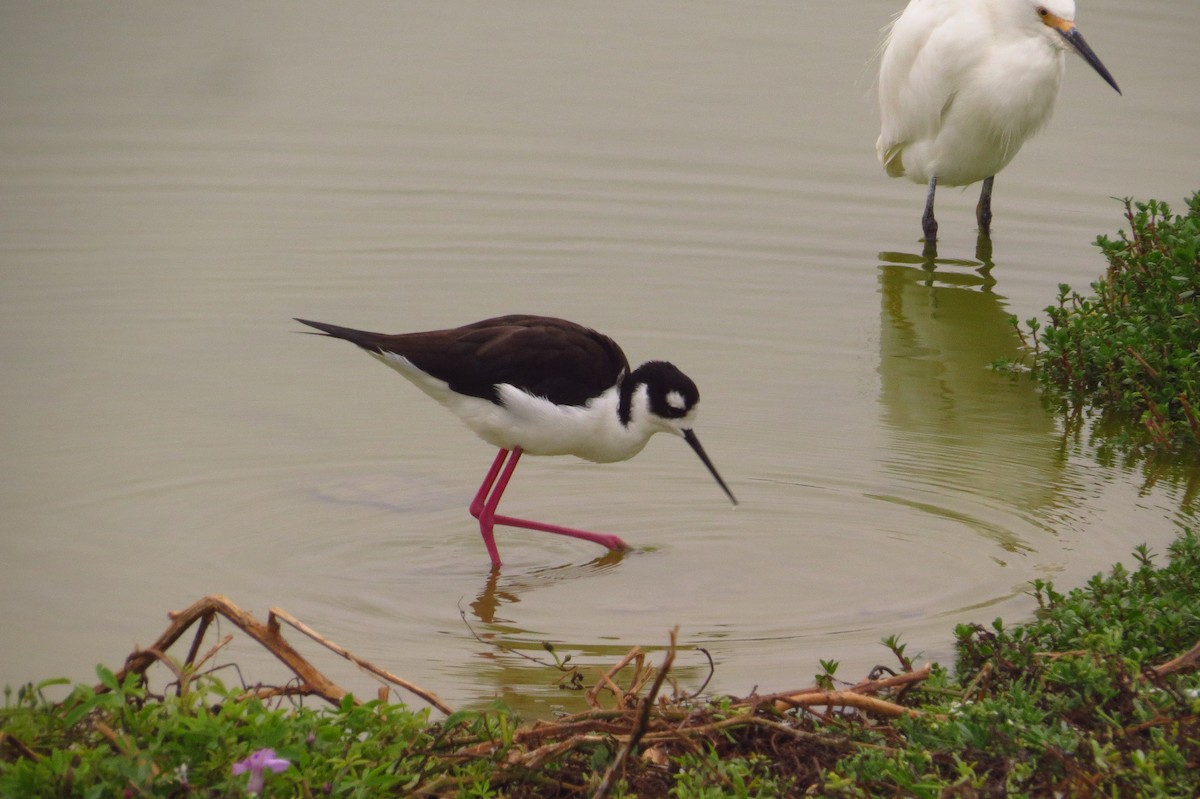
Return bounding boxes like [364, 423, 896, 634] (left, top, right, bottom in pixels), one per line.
[1030, 1, 1121, 94]
[620, 361, 737, 506]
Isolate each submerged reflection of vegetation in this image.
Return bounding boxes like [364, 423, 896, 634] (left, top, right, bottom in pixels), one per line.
[1004, 194, 1200, 508]
[881, 193, 1200, 514]
[1051, 402, 1200, 510]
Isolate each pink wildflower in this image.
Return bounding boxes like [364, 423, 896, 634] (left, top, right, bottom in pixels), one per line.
[232, 748, 290, 794]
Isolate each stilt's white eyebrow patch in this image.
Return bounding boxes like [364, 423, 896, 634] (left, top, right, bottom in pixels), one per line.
[666, 390, 686, 411]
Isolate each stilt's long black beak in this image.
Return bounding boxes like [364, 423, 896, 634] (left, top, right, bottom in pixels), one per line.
[1058, 26, 1121, 94]
[683, 429, 737, 507]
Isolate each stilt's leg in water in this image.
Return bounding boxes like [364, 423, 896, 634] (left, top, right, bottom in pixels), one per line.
[976, 175, 994, 238]
[922, 175, 939, 244]
[471, 447, 629, 565]
[470, 448, 511, 568]
[470, 449, 509, 518]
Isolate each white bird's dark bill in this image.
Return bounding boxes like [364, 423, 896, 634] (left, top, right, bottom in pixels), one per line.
[1058, 27, 1121, 95]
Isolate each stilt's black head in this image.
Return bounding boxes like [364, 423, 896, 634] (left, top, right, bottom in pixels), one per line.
[618, 361, 699, 426]
[618, 360, 737, 506]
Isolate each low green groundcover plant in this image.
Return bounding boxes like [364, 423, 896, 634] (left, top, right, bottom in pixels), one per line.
[3, 529, 1198, 797]
[1010, 191, 1200, 455]
[0, 674, 457, 797]
[823, 528, 1200, 797]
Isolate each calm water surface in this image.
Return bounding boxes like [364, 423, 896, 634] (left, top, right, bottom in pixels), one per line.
[2, 1, 1198, 715]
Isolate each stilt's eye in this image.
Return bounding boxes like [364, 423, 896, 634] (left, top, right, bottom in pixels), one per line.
[666, 390, 687, 411]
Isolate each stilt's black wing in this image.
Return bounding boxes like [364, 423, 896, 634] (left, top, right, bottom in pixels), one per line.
[296, 315, 630, 407]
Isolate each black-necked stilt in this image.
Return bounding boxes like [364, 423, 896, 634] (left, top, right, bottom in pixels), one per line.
[296, 315, 736, 567]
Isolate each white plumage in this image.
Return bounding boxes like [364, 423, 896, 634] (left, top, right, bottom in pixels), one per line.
[877, 0, 1120, 241]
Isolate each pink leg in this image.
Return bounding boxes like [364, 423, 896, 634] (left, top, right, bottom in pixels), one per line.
[469, 447, 629, 567]
[469, 449, 510, 567]
[470, 449, 509, 519]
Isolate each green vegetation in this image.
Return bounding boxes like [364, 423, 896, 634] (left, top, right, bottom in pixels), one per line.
[1010, 192, 1200, 456]
[823, 530, 1200, 797]
[3, 530, 1199, 796]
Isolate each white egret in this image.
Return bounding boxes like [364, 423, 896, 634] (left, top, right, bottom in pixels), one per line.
[876, 0, 1120, 242]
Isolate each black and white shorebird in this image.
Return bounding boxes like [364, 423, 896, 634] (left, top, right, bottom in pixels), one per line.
[296, 315, 737, 567]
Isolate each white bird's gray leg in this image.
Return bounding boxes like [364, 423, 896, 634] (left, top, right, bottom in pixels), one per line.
[922, 175, 938, 243]
[976, 175, 995, 238]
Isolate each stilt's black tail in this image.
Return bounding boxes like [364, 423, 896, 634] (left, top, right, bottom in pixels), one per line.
[294, 318, 388, 354]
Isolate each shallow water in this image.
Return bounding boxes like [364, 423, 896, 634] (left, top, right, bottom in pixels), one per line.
[2, 1, 1198, 716]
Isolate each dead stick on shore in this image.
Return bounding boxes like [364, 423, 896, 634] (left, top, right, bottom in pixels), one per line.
[102, 594, 451, 714]
[1033, 640, 1200, 683]
[849, 662, 933, 694]
[586, 646, 643, 710]
[592, 628, 677, 799]
[1144, 638, 1200, 681]
[269, 605, 450, 713]
[736, 662, 934, 711]
[775, 690, 937, 720]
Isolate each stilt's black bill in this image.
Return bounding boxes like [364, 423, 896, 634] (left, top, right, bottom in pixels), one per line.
[1060, 27, 1120, 95]
[683, 429, 737, 507]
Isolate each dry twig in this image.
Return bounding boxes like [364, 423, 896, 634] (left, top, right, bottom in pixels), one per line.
[593, 628, 678, 799]
[102, 594, 451, 714]
[1145, 638, 1200, 681]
